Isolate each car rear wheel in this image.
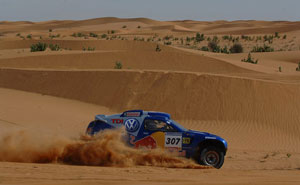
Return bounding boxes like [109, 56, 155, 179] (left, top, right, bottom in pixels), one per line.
[199, 146, 224, 169]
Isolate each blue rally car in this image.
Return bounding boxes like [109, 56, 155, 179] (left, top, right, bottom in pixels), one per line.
[86, 110, 228, 169]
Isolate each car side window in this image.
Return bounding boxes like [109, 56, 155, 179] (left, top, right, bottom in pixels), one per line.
[144, 119, 176, 132]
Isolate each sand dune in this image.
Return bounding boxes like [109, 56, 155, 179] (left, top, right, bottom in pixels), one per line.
[1, 17, 300, 184]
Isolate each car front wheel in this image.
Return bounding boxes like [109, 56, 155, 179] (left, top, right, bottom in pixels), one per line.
[199, 146, 224, 169]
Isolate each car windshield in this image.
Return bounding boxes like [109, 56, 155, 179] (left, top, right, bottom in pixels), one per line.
[171, 120, 188, 131]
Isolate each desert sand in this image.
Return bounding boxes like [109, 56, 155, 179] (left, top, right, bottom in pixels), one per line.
[0, 17, 300, 184]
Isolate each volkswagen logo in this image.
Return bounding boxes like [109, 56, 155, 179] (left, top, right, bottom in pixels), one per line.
[125, 119, 139, 132]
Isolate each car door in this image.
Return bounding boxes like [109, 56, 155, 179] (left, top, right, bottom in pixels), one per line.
[136, 118, 183, 152]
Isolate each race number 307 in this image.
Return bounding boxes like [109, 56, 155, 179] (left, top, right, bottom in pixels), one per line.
[165, 135, 182, 148]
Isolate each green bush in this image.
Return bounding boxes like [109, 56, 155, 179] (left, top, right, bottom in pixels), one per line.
[137, 25, 141, 29]
[89, 32, 98, 38]
[296, 62, 300, 71]
[195, 33, 205, 42]
[230, 43, 244, 53]
[16, 33, 21, 37]
[71, 32, 86, 37]
[49, 29, 53, 32]
[164, 41, 172, 45]
[49, 44, 60, 51]
[200, 46, 209, 51]
[156, 45, 161, 52]
[221, 46, 229, 54]
[122, 25, 127, 28]
[30, 42, 47, 52]
[101, 34, 107, 38]
[27, 34, 32, 39]
[208, 41, 220, 52]
[283, 35, 287, 39]
[83, 46, 95, 51]
[114, 61, 122, 69]
[49, 34, 60, 39]
[252, 44, 274, 52]
[241, 53, 258, 64]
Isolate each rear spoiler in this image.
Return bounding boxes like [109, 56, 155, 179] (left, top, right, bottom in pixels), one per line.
[95, 114, 108, 123]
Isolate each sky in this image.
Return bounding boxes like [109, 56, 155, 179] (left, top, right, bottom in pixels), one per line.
[0, 0, 299, 22]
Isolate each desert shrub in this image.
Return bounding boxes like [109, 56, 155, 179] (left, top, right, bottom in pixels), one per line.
[27, 34, 32, 39]
[137, 25, 141, 29]
[208, 41, 220, 52]
[207, 37, 211, 41]
[283, 35, 287, 39]
[252, 44, 274, 52]
[83, 47, 95, 51]
[30, 42, 47, 52]
[114, 61, 122, 69]
[230, 43, 243, 53]
[49, 44, 60, 51]
[89, 32, 98, 38]
[71, 32, 86, 37]
[195, 33, 205, 42]
[200, 46, 209, 51]
[122, 25, 127, 28]
[156, 45, 161, 52]
[222, 35, 233, 41]
[101, 34, 107, 38]
[49, 29, 52, 32]
[212, 36, 219, 43]
[275, 32, 280, 38]
[256, 36, 262, 41]
[111, 30, 115, 34]
[164, 35, 173, 40]
[287, 153, 292, 158]
[221, 46, 229, 54]
[164, 41, 172, 45]
[241, 53, 258, 64]
[279, 66, 282, 72]
[186, 37, 191, 42]
[16, 33, 21, 37]
[49, 34, 60, 39]
[296, 62, 300, 71]
[263, 35, 274, 44]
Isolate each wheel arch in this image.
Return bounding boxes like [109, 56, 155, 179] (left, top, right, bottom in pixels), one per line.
[198, 139, 227, 155]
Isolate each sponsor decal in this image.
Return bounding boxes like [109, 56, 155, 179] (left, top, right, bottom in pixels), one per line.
[205, 136, 216, 139]
[165, 133, 182, 149]
[125, 119, 140, 132]
[182, 137, 191, 144]
[125, 112, 141, 117]
[111, 119, 123, 124]
[134, 136, 157, 149]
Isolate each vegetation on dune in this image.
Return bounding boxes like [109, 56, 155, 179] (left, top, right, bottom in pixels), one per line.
[27, 34, 32, 39]
[89, 32, 98, 38]
[83, 46, 95, 51]
[49, 44, 60, 51]
[252, 44, 274, 52]
[195, 33, 205, 42]
[101, 34, 107, 38]
[296, 62, 300, 71]
[114, 61, 123, 69]
[155, 44, 161, 52]
[30, 42, 47, 52]
[241, 53, 258, 64]
[71, 32, 87, 38]
[49, 34, 60, 39]
[208, 41, 221, 53]
[230, 43, 244, 53]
